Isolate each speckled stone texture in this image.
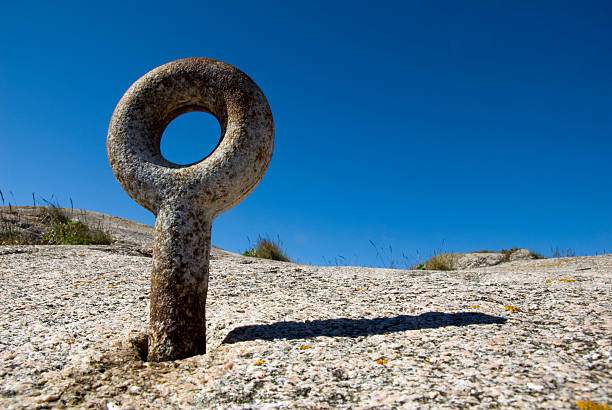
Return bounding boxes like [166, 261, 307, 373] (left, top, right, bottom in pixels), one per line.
[107, 58, 274, 361]
[1, 233, 610, 408]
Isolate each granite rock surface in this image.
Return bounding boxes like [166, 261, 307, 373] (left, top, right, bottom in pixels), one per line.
[0, 209, 610, 409]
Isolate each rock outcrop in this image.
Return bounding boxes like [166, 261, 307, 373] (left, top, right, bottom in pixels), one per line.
[1, 209, 609, 408]
[425, 248, 540, 270]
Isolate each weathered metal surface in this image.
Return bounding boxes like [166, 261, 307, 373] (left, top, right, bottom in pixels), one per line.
[107, 58, 274, 361]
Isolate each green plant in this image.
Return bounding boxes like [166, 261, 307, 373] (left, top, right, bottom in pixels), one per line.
[0, 193, 113, 245]
[42, 218, 112, 245]
[423, 252, 464, 270]
[38, 200, 112, 245]
[243, 248, 257, 257]
[243, 235, 290, 262]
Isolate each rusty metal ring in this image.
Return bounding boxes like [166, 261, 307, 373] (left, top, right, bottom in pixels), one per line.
[107, 57, 274, 217]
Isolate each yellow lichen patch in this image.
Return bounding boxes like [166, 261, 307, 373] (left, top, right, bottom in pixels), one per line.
[575, 400, 611, 410]
[253, 359, 264, 366]
[504, 305, 521, 312]
[300, 345, 311, 350]
[547, 278, 577, 283]
[470, 305, 480, 309]
[376, 359, 388, 365]
[227, 278, 234, 281]
[337, 289, 343, 292]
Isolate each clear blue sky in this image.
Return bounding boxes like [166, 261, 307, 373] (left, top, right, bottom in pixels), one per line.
[1, 1, 611, 266]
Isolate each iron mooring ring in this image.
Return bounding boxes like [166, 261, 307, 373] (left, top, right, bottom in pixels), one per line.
[107, 58, 274, 362]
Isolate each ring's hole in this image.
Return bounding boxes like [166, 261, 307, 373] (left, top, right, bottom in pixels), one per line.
[161, 111, 221, 165]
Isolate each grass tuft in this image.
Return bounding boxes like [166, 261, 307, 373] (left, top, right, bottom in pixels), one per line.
[0, 195, 113, 245]
[38, 201, 112, 245]
[243, 235, 290, 262]
[423, 252, 464, 271]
